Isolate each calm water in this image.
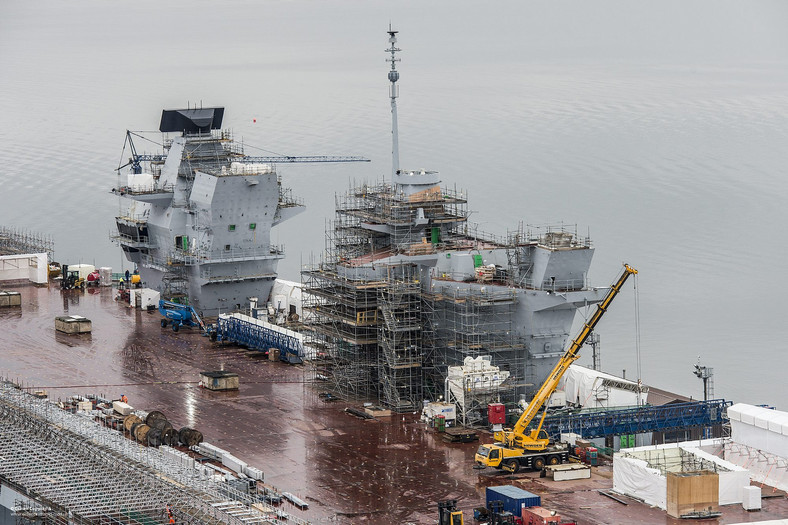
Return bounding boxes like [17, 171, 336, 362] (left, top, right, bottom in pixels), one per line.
[2, 0, 787, 409]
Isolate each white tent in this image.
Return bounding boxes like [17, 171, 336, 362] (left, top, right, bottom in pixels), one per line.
[725, 404, 788, 493]
[613, 439, 750, 508]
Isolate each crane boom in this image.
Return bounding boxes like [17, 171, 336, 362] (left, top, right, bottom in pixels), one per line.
[131, 154, 370, 164]
[511, 263, 638, 442]
[116, 130, 370, 172]
[475, 263, 637, 471]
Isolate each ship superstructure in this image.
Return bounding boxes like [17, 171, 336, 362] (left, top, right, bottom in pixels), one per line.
[114, 108, 364, 316]
[303, 29, 607, 419]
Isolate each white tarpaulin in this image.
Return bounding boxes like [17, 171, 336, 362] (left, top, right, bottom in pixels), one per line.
[614, 439, 751, 507]
[680, 444, 750, 505]
[613, 455, 667, 509]
[271, 279, 303, 319]
[0, 253, 47, 284]
[560, 365, 642, 408]
[728, 404, 788, 460]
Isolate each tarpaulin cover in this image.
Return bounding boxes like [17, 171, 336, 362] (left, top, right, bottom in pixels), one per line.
[680, 445, 749, 505]
[613, 455, 666, 509]
[615, 440, 751, 507]
[560, 365, 639, 408]
[728, 404, 788, 459]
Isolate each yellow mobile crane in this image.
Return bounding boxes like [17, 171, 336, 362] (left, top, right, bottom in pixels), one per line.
[475, 263, 638, 472]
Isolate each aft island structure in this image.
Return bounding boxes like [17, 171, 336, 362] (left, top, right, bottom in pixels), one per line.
[302, 29, 608, 420]
[113, 108, 365, 316]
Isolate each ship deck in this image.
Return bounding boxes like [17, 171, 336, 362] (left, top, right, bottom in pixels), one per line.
[0, 283, 786, 524]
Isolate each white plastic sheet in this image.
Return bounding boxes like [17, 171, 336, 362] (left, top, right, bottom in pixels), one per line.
[614, 440, 751, 507]
[729, 404, 788, 459]
[559, 365, 639, 409]
[613, 454, 667, 509]
[680, 445, 749, 505]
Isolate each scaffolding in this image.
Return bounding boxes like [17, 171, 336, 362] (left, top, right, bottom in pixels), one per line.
[302, 265, 385, 403]
[378, 264, 423, 411]
[619, 445, 729, 476]
[327, 182, 470, 264]
[302, 181, 473, 411]
[0, 226, 54, 262]
[0, 381, 288, 525]
[425, 286, 524, 424]
[302, 181, 598, 420]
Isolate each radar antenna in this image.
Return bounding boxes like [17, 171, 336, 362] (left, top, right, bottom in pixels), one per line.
[693, 356, 714, 401]
[386, 25, 401, 179]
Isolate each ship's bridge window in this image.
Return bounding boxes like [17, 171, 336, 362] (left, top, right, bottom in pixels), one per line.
[228, 224, 236, 232]
[249, 223, 256, 230]
[224, 245, 231, 251]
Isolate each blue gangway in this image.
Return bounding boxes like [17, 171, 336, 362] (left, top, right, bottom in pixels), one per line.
[540, 399, 731, 439]
[216, 314, 304, 364]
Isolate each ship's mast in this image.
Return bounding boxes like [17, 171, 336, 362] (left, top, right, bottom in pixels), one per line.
[386, 26, 401, 179]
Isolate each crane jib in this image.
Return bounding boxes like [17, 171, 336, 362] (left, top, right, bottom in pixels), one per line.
[499, 264, 637, 449]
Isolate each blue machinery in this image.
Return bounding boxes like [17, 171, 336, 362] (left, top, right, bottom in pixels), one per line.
[540, 399, 732, 440]
[216, 314, 304, 364]
[158, 300, 206, 333]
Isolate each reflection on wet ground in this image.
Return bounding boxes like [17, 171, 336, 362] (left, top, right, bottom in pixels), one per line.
[3, 284, 786, 524]
[0, 284, 483, 523]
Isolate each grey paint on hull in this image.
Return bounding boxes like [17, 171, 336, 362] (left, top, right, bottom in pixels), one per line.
[116, 115, 304, 316]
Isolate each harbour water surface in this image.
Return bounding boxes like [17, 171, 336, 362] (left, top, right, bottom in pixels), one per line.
[1, 1, 787, 408]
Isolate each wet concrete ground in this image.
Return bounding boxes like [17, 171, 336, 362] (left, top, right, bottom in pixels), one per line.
[1, 283, 786, 524]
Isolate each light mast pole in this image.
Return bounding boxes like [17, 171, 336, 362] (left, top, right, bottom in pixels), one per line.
[386, 26, 401, 179]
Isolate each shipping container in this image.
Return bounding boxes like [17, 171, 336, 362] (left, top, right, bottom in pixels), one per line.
[486, 485, 541, 515]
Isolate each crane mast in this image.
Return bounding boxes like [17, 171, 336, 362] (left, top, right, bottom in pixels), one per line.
[500, 263, 638, 450]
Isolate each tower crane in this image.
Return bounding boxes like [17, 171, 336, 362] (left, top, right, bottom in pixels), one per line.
[117, 130, 369, 174]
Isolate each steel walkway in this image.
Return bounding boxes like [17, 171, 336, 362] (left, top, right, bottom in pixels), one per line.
[541, 399, 731, 439]
[216, 313, 304, 364]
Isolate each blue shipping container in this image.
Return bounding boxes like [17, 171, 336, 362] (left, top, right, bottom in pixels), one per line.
[486, 485, 541, 515]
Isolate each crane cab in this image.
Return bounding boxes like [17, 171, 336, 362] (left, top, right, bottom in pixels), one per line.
[475, 444, 502, 467]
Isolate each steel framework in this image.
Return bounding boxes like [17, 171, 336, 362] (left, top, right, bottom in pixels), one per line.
[542, 399, 732, 439]
[0, 381, 298, 525]
[0, 226, 54, 262]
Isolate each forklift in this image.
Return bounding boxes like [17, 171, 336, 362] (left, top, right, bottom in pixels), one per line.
[438, 500, 464, 525]
[60, 264, 85, 290]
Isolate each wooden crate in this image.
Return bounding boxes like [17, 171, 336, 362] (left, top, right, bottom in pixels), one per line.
[666, 470, 719, 519]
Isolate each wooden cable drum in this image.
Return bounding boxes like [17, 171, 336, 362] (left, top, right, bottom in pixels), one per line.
[178, 427, 204, 447]
[133, 423, 151, 444]
[147, 427, 163, 447]
[123, 414, 142, 432]
[161, 427, 179, 446]
[145, 410, 167, 427]
[150, 418, 173, 432]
